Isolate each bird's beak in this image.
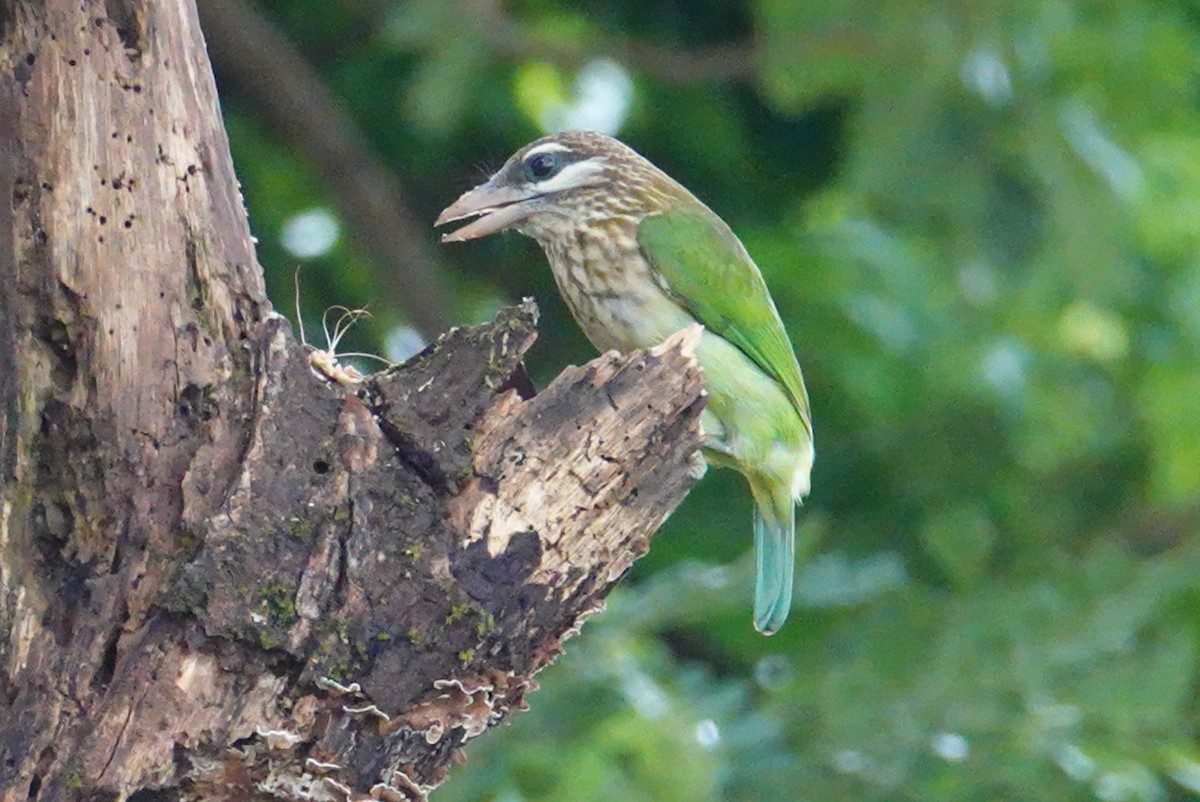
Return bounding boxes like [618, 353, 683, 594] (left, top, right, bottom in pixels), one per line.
[435, 180, 541, 243]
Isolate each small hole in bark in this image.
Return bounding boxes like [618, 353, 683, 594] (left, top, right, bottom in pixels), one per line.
[67, 58, 76, 66]
[93, 625, 121, 689]
[25, 53, 35, 66]
[105, 0, 145, 59]
[229, 733, 258, 751]
[178, 383, 217, 424]
[98, 216, 106, 225]
[32, 317, 76, 380]
[313, 460, 331, 475]
[28, 745, 55, 799]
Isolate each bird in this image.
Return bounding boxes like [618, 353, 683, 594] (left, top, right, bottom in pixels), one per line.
[435, 130, 813, 634]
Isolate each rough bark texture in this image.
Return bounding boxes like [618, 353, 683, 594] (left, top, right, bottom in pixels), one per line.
[0, 2, 705, 800]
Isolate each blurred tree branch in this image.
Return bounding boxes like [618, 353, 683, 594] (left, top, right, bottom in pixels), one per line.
[198, 0, 455, 340]
[468, 0, 757, 84]
[459, 0, 873, 86]
[485, 27, 758, 85]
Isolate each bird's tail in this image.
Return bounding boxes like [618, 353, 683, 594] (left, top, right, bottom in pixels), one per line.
[752, 491, 795, 636]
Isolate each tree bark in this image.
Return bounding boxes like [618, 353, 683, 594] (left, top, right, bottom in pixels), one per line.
[0, 2, 705, 800]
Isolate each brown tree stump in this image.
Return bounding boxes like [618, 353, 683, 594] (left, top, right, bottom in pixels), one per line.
[0, 2, 705, 799]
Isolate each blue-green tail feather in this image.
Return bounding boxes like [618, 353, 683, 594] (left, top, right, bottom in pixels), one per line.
[752, 499, 795, 635]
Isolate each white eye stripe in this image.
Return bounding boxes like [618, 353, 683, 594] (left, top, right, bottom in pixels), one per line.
[524, 142, 573, 158]
[530, 158, 605, 193]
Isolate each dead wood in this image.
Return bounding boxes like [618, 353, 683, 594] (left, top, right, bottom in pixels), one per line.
[0, 2, 704, 800]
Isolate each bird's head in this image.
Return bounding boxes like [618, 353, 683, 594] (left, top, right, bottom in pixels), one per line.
[436, 130, 679, 243]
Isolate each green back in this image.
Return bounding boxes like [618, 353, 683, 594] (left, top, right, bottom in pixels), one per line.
[638, 207, 812, 433]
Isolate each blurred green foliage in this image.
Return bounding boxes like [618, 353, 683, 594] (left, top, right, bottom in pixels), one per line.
[219, 0, 1200, 799]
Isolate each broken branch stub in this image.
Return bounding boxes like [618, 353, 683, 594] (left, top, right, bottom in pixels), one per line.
[175, 302, 706, 798]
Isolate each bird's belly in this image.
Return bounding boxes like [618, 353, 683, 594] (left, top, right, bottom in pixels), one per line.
[571, 290, 691, 353]
[694, 331, 813, 500]
[549, 250, 691, 353]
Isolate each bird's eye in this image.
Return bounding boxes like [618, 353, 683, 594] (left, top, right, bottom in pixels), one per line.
[524, 152, 560, 181]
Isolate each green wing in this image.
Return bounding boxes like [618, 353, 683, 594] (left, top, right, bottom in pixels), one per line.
[638, 207, 811, 433]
